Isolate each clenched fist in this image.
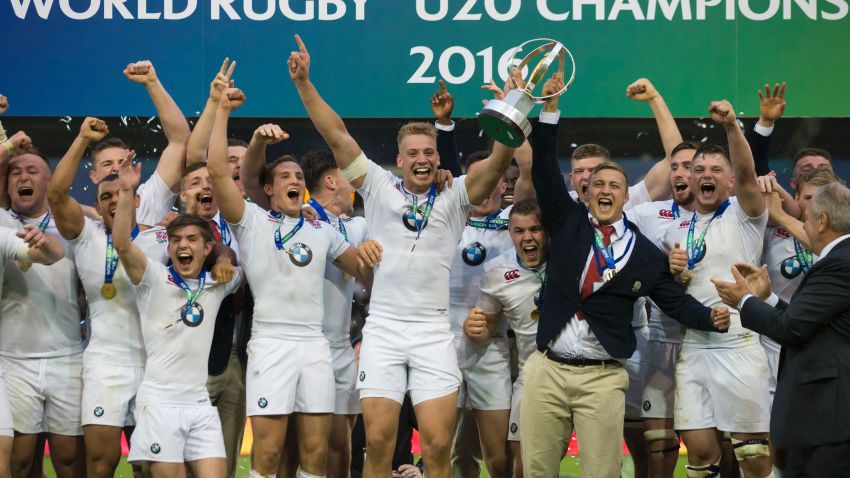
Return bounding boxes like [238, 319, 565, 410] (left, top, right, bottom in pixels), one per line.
[464, 307, 489, 343]
[123, 60, 158, 86]
[219, 87, 246, 111]
[626, 78, 658, 102]
[79, 117, 109, 143]
[709, 100, 737, 127]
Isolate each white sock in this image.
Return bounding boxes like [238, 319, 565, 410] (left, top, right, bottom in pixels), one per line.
[295, 470, 325, 478]
[249, 469, 277, 478]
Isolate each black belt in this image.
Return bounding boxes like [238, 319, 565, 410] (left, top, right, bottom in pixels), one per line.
[541, 348, 619, 367]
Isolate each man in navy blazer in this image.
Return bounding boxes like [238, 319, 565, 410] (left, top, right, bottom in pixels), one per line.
[519, 113, 730, 477]
[713, 182, 850, 477]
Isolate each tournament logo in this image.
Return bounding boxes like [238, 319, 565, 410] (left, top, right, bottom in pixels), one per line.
[401, 206, 426, 232]
[93, 406, 104, 417]
[642, 400, 651, 412]
[461, 242, 486, 266]
[510, 423, 518, 434]
[287, 243, 313, 267]
[181, 303, 205, 327]
[359, 371, 366, 382]
[150, 443, 161, 454]
[781, 255, 804, 279]
[258, 397, 268, 409]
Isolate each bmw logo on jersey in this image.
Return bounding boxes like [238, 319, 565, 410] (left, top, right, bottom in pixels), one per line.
[781, 255, 804, 279]
[288, 243, 313, 267]
[402, 206, 426, 232]
[462, 242, 486, 266]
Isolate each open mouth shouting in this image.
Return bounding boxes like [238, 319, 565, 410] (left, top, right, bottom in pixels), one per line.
[17, 186, 34, 198]
[674, 181, 688, 193]
[286, 186, 301, 201]
[597, 197, 613, 214]
[699, 181, 717, 200]
[176, 251, 193, 267]
[199, 193, 213, 208]
[522, 243, 539, 265]
[413, 166, 431, 181]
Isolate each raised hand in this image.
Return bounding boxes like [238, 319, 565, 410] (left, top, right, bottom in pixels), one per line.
[464, 307, 489, 342]
[430, 79, 454, 123]
[710, 306, 731, 332]
[733, 262, 772, 300]
[252, 123, 289, 145]
[219, 87, 246, 111]
[0, 95, 8, 114]
[542, 72, 564, 112]
[211, 58, 237, 102]
[79, 117, 109, 143]
[709, 100, 737, 127]
[626, 78, 659, 102]
[758, 82, 786, 127]
[117, 158, 142, 191]
[6, 131, 32, 155]
[480, 80, 505, 105]
[669, 241, 687, 275]
[287, 34, 311, 83]
[123, 60, 158, 86]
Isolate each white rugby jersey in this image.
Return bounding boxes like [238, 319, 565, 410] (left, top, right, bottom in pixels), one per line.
[69, 218, 169, 367]
[662, 201, 767, 350]
[134, 259, 243, 405]
[0, 209, 84, 358]
[136, 171, 177, 228]
[318, 211, 367, 346]
[449, 207, 514, 334]
[761, 225, 810, 355]
[356, 156, 472, 323]
[229, 201, 349, 340]
[477, 250, 542, 371]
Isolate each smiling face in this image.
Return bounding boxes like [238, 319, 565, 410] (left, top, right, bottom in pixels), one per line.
[167, 223, 214, 279]
[670, 148, 696, 206]
[8, 154, 50, 217]
[397, 134, 439, 194]
[587, 167, 629, 225]
[263, 159, 306, 217]
[510, 212, 547, 268]
[690, 153, 733, 214]
[180, 166, 218, 219]
[571, 156, 606, 204]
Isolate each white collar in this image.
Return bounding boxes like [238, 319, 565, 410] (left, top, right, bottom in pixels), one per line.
[588, 213, 627, 240]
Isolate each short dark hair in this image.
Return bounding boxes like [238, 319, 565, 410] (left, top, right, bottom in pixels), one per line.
[90, 138, 129, 165]
[227, 138, 249, 149]
[509, 198, 542, 222]
[793, 147, 832, 168]
[588, 161, 629, 186]
[96, 173, 120, 197]
[465, 150, 491, 171]
[300, 150, 337, 192]
[166, 214, 214, 244]
[572, 144, 611, 162]
[11, 144, 51, 169]
[263, 155, 300, 186]
[692, 144, 731, 166]
[671, 141, 700, 158]
[180, 162, 209, 191]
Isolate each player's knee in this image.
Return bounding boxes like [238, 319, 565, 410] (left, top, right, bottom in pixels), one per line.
[483, 453, 510, 478]
[254, 444, 282, 470]
[644, 428, 680, 454]
[327, 429, 349, 453]
[364, 429, 395, 459]
[420, 433, 452, 461]
[685, 459, 721, 477]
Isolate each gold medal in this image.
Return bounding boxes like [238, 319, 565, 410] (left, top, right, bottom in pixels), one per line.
[603, 268, 617, 283]
[101, 283, 117, 300]
[530, 308, 540, 321]
[18, 261, 31, 272]
[681, 270, 693, 286]
[343, 273, 352, 281]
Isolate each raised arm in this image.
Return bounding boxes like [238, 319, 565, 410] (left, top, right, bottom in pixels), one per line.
[186, 58, 236, 166]
[124, 61, 191, 192]
[748, 82, 787, 177]
[208, 88, 248, 224]
[627, 78, 680, 201]
[465, 141, 516, 204]
[288, 35, 364, 187]
[242, 124, 289, 209]
[710, 100, 765, 217]
[0, 131, 33, 209]
[431, 80, 462, 177]
[113, 161, 147, 285]
[17, 224, 64, 264]
[48, 118, 109, 240]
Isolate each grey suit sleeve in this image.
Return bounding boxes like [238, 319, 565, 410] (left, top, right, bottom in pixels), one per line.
[740, 258, 850, 345]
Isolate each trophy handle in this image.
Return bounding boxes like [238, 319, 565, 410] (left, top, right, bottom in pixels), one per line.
[506, 38, 576, 104]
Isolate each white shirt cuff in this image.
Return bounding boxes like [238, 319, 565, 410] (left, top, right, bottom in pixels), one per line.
[754, 122, 774, 137]
[538, 111, 561, 125]
[737, 293, 754, 310]
[434, 121, 455, 132]
[738, 292, 780, 310]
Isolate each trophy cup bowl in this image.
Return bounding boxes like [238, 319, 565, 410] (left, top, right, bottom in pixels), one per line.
[478, 38, 575, 147]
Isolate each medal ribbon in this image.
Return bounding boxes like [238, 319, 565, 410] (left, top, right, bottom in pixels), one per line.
[104, 225, 139, 286]
[793, 237, 813, 274]
[672, 202, 680, 219]
[216, 215, 231, 246]
[401, 183, 437, 243]
[686, 199, 730, 270]
[308, 198, 347, 242]
[12, 210, 51, 232]
[591, 218, 633, 277]
[167, 265, 206, 326]
[270, 211, 304, 251]
[466, 210, 508, 231]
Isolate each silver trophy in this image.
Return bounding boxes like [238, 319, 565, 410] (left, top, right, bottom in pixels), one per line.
[478, 38, 575, 147]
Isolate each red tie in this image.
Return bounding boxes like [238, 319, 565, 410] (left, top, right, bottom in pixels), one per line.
[208, 219, 222, 244]
[577, 224, 615, 320]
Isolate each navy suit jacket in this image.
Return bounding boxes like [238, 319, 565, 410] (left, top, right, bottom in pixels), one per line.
[741, 237, 850, 449]
[530, 120, 717, 358]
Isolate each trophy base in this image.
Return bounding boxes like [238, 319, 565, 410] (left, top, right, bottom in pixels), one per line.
[478, 90, 534, 147]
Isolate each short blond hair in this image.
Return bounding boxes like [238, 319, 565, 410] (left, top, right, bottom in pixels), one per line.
[796, 168, 844, 192]
[397, 122, 437, 149]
